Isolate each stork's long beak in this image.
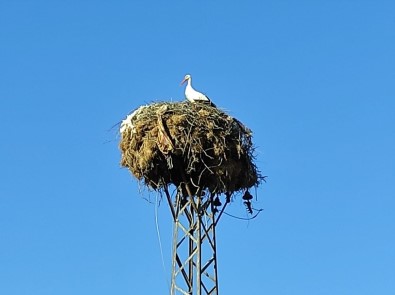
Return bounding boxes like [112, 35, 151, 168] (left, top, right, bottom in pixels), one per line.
[180, 78, 187, 85]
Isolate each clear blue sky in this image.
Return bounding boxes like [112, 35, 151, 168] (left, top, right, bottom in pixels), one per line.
[1, 1, 394, 294]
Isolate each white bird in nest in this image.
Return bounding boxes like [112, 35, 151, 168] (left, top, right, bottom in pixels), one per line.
[181, 74, 216, 107]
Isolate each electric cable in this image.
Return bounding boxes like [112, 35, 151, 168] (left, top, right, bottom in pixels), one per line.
[155, 193, 170, 291]
[223, 208, 263, 221]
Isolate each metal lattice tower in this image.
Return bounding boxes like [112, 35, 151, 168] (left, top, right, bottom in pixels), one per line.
[118, 102, 260, 295]
[164, 184, 229, 295]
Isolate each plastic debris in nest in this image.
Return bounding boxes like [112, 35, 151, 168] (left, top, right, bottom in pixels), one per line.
[119, 101, 261, 195]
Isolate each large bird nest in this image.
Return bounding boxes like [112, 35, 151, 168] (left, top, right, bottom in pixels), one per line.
[119, 101, 261, 195]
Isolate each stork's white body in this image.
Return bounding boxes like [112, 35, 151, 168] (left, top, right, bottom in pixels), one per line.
[184, 78, 210, 103]
[181, 74, 216, 107]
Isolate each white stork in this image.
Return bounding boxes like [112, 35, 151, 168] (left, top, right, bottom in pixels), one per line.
[181, 74, 216, 107]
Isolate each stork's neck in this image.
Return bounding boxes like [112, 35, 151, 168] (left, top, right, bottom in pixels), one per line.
[186, 79, 196, 93]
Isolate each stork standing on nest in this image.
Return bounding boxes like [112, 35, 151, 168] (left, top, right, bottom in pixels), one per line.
[181, 74, 217, 107]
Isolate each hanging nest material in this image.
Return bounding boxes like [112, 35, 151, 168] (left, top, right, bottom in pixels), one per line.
[119, 101, 261, 195]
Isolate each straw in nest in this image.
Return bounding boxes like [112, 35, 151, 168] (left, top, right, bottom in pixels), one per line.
[119, 101, 260, 195]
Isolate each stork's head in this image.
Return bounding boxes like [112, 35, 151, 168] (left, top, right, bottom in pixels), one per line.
[181, 74, 191, 85]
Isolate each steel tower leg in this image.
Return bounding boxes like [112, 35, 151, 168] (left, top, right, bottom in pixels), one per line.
[166, 187, 219, 295]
